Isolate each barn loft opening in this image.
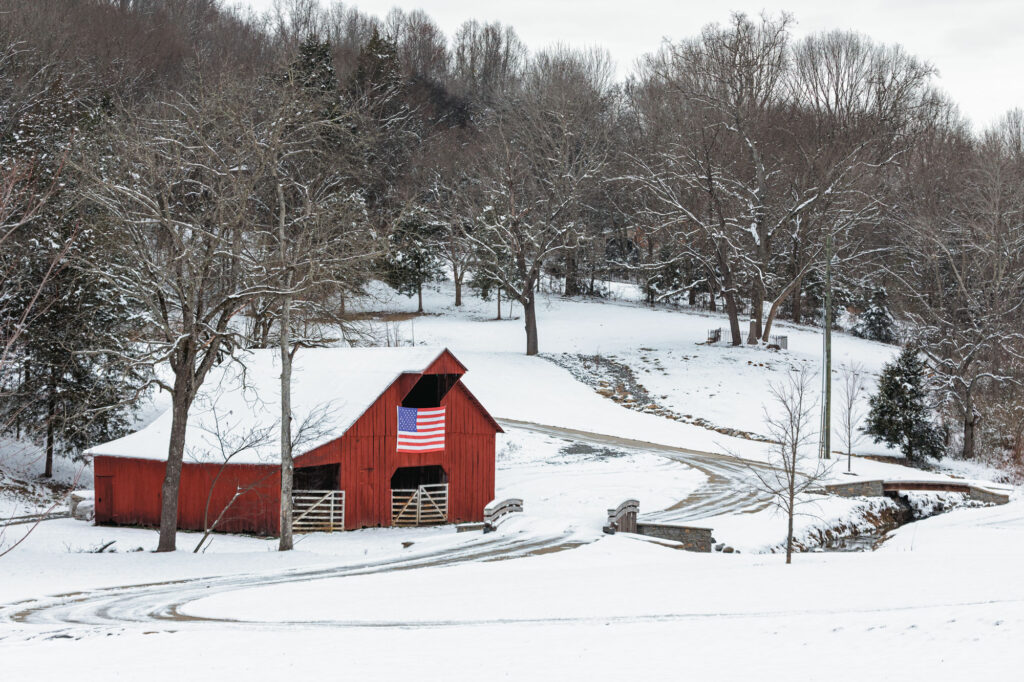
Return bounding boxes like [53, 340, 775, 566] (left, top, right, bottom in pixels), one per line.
[294, 463, 340, 490]
[401, 374, 461, 408]
[390, 465, 447, 489]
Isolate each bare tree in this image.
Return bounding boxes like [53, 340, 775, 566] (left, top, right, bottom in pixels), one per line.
[82, 80, 277, 552]
[190, 398, 276, 554]
[750, 368, 828, 563]
[891, 111, 1024, 459]
[632, 18, 937, 345]
[837, 362, 867, 472]
[449, 19, 526, 105]
[468, 47, 612, 355]
[190, 392, 336, 553]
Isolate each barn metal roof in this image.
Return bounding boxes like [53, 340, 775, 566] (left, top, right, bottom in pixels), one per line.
[87, 347, 460, 465]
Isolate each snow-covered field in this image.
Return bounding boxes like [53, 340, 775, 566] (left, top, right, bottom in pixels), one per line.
[1, 281, 1019, 680]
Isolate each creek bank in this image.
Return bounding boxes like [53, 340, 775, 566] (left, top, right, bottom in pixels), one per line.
[803, 492, 989, 553]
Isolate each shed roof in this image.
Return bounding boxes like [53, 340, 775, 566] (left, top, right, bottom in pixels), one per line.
[87, 347, 461, 464]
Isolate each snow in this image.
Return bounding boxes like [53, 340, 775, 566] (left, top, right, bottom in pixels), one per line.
[0, 436, 89, 518]
[86, 346, 450, 464]
[2, 279, 1020, 681]
[495, 427, 706, 533]
[20, 501, 1011, 681]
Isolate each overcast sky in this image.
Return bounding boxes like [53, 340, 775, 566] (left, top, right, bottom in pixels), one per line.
[236, 0, 1021, 128]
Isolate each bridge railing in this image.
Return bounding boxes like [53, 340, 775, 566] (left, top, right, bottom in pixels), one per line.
[483, 497, 523, 533]
[603, 499, 639, 534]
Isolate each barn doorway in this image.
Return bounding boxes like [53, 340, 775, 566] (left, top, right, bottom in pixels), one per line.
[95, 476, 113, 522]
[390, 466, 448, 526]
[293, 464, 344, 533]
[402, 374, 461, 408]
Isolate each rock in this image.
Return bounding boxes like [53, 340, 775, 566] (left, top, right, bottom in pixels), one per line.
[69, 490, 94, 517]
[73, 500, 95, 521]
[722, 546, 735, 554]
[714, 543, 725, 552]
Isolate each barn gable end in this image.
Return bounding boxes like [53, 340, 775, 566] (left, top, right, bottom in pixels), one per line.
[89, 348, 501, 535]
[294, 349, 499, 529]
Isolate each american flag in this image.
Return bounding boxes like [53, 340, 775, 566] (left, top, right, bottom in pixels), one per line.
[396, 406, 446, 453]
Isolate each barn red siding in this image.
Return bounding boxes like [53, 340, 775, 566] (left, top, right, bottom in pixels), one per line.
[295, 374, 497, 530]
[93, 456, 280, 535]
[422, 351, 466, 375]
[96, 349, 497, 536]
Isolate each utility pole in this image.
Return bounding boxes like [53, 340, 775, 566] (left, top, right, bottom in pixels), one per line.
[820, 230, 833, 459]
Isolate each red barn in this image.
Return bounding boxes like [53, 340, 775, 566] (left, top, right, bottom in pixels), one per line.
[88, 348, 501, 536]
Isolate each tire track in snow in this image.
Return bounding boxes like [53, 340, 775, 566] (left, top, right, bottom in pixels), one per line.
[499, 420, 774, 523]
[1, 423, 774, 636]
[0, 529, 580, 634]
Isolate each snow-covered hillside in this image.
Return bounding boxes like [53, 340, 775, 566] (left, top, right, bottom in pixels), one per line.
[359, 279, 901, 456]
[1, 280, 1019, 682]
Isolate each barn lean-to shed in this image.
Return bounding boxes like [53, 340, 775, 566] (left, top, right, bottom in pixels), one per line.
[87, 348, 501, 536]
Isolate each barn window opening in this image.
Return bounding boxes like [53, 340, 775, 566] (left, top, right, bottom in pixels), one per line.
[390, 465, 447, 489]
[402, 374, 461, 408]
[294, 463, 340, 491]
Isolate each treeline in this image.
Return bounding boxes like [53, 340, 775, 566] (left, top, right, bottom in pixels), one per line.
[2, 0, 1024, 482]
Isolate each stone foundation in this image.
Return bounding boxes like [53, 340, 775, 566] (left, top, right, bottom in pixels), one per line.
[968, 486, 1011, 505]
[825, 480, 885, 498]
[634, 523, 713, 552]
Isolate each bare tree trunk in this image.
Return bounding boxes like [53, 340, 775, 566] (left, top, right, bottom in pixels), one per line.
[417, 282, 424, 313]
[523, 294, 539, 356]
[43, 375, 55, 479]
[791, 276, 803, 323]
[496, 288, 502, 320]
[748, 285, 763, 344]
[761, 274, 806, 343]
[278, 290, 294, 550]
[157, 387, 191, 552]
[563, 251, 580, 297]
[717, 251, 742, 345]
[821, 231, 833, 459]
[277, 165, 294, 551]
[454, 272, 463, 306]
[963, 391, 978, 459]
[786, 486, 795, 564]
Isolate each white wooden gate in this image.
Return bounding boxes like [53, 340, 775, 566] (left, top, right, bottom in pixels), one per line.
[391, 484, 448, 526]
[293, 490, 345, 533]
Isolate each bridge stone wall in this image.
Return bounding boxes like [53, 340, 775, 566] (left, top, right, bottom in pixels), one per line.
[968, 486, 1011, 505]
[634, 523, 713, 552]
[825, 480, 885, 498]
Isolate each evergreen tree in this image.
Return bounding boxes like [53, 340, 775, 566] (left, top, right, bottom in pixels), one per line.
[351, 28, 402, 97]
[380, 208, 444, 313]
[0, 230, 148, 476]
[853, 288, 898, 344]
[864, 345, 944, 463]
[642, 246, 687, 306]
[291, 37, 337, 93]
[800, 270, 854, 327]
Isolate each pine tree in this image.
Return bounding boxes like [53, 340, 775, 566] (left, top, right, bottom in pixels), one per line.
[291, 37, 337, 93]
[853, 288, 898, 344]
[864, 345, 944, 463]
[0, 230, 148, 476]
[801, 270, 854, 327]
[380, 209, 444, 313]
[351, 28, 402, 97]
